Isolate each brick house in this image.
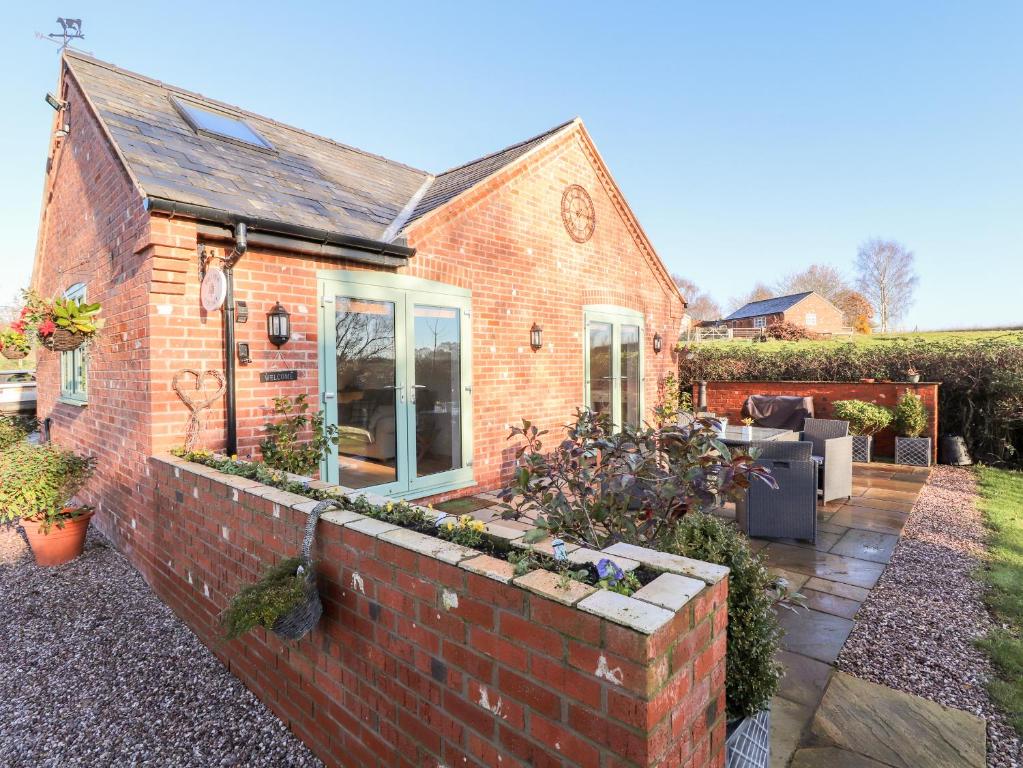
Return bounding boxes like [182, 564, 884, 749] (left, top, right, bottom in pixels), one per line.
[718, 291, 846, 335]
[31, 50, 685, 538]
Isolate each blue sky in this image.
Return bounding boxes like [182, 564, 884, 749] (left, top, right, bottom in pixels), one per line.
[2, 2, 1020, 329]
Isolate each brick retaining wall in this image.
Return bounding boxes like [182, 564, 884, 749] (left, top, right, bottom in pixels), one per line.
[694, 380, 939, 462]
[139, 456, 729, 767]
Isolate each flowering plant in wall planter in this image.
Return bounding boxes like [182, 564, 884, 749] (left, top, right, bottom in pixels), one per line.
[37, 296, 104, 352]
[0, 441, 97, 566]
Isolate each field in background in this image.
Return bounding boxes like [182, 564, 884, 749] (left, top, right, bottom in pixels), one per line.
[687, 328, 1023, 351]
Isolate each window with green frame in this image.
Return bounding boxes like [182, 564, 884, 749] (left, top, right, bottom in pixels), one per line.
[59, 283, 88, 404]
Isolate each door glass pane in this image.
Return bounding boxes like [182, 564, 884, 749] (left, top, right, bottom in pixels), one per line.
[335, 297, 397, 489]
[588, 322, 613, 417]
[621, 325, 641, 428]
[413, 305, 461, 478]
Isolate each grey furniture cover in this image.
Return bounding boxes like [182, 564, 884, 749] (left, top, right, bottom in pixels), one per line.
[736, 440, 817, 543]
[741, 395, 815, 431]
[801, 418, 853, 504]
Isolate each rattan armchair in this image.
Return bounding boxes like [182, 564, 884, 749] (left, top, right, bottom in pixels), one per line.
[800, 418, 853, 503]
[735, 440, 818, 543]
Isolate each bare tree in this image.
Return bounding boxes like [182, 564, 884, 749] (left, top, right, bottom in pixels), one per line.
[775, 264, 849, 303]
[854, 239, 918, 332]
[727, 282, 775, 313]
[671, 275, 723, 323]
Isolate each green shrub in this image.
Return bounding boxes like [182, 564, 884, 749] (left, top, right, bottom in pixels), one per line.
[680, 335, 1023, 465]
[893, 391, 928, 438]
[666, 514, 782, 719]
[0, 442, 96, 532]
[0, 416, 30, 452]
[831, 400, 894, 436]
[222, 556, 308, 639]
[260, 393, 339, 476]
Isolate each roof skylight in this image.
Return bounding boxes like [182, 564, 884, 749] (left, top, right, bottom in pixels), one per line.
[172, 97, 273, 149]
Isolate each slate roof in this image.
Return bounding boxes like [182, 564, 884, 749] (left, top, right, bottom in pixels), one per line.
[64, 51, 574, 244]
[724, 292, 815, 321]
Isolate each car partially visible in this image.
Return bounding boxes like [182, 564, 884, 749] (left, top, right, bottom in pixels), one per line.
[0, 370, 37, 417]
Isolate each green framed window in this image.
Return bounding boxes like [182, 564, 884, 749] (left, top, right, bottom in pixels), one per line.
[59, 283, 88, 404]
[583, 305, 644, 429]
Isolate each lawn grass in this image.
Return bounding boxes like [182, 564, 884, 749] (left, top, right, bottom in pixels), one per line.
[975, 465, 1023, 735]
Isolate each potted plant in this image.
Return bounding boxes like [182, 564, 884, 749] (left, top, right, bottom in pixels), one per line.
[893, 391, 931, 466]
[740, 417, 755, 441]
[832, 399, 893, 462]
[0, 442, 97, 566]
[36, 296, 104, 352]
[905, 366, 920, 383]
[668, 513, 784, 768]
[0, 328, 30, 360]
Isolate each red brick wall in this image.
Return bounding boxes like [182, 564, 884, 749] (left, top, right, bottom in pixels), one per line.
[696, 380, 939, 461]
[143, 455, 727, 767]
[32, 66, 153, 550]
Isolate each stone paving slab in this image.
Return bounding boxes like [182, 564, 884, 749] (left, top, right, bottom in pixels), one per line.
[829, 529, 899, 564]
[790, 746, 889, 767]
[800, 588, 862, 620]
[808, 672, 987, 768]
[762, 543, 886, 590]
[777, 607, 855, 665]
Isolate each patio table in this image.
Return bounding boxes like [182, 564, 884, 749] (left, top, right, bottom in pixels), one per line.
[718, 425, 797, 447]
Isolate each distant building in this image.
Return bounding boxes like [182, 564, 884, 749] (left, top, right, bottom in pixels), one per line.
[718, 291, 846, 334]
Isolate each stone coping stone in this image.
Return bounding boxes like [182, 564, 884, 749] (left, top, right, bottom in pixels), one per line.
[568, 547, 640, 572]
[379, 527, 477, 565]
[631, 573, 705, 612]
[513, 569, 597, 607]
[460, 555, 518, 584]
[153, 454, 729, 637]
[576, 589, 674, 634]
[602, 542, 729, 584]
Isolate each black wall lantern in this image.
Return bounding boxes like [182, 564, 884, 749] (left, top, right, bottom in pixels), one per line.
[653, 332, 663, 354]
[266, 302, 291, 347]
[530, 323, 543, 351]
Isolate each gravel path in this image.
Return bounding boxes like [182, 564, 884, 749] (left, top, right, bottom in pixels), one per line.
[837, 466, 1022, 768]
[0, 525, 322, 768]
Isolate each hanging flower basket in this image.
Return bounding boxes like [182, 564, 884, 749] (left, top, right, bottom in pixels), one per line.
[223, 498, 338, 642]
[1, 345, 27, 360]
[39, 328, 87, 352]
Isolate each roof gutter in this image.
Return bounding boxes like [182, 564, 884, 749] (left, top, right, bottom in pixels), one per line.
[143, 196, 416, 263]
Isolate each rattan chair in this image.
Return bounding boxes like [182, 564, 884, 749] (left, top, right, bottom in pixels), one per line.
[800, 418, 853, 503]
[736, 440, 818, 543]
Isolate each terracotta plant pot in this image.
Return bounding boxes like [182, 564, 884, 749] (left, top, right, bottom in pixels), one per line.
[1, 345, 27, 360]
[21, 509, 94, 566]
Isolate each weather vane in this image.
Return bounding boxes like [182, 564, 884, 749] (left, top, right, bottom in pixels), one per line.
[36, 17, 85, 51]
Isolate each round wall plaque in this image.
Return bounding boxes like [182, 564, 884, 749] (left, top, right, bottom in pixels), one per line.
[561, 184, 595, 243]
[200, 267, 227, 311]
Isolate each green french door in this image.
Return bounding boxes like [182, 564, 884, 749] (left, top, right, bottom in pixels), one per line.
[584, 306, 644, 429]
[319, 272, 472, 498]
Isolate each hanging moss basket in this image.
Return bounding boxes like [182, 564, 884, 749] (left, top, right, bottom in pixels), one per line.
[39, 328, 87, 352]
[222, 498, 339, 641]
[1, 345, 27, 360]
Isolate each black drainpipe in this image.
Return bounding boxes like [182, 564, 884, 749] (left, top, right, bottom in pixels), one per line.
[224, 222, 248, 455]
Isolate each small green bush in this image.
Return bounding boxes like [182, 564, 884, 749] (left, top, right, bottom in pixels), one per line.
[0, 416, 30, 452]
[260, 393, 339, 476]
[666, 514, 782, 719]
[832, 400, 894, 436]
[893, 391, 928, 438]
[222, 556, 308, 639]
[0, 442, 95, 532]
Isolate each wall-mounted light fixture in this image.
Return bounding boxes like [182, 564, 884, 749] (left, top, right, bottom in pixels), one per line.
[45, 93, 68, 112]
[266, 302, 291, 347]
[530, 323, 543, 351]
[653, 333, 663, 354]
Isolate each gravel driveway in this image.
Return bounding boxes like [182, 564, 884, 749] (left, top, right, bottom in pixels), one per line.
[837, 466, 1022, 768]
[0, 526, 321, 768]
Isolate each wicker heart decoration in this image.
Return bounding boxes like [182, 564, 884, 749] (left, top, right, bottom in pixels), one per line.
[172, 368, 226, 450]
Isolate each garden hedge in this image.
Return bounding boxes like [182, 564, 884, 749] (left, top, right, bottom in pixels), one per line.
[679, 335, 1023, 466]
